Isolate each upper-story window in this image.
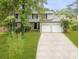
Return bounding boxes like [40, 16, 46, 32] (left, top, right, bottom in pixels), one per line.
[32, 14, 38, 19]
[15, 13, 19, 19]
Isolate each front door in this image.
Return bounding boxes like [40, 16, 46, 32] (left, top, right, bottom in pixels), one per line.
[34, 23, 37, 29]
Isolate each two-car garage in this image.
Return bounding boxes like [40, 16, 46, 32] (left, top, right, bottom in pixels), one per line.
[40, 23, 63, 33]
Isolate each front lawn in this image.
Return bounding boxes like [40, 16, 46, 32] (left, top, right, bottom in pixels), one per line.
[65, 30, 78, 47]
[0, 32, 40, 59]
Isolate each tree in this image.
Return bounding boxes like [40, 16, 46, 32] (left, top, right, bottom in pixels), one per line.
[55, 8, 74, 19]
[67, 0, 78, 18]
[55, 0, 77, 19]
[0, 0, 47, 22]
[0, 0, 47, 34]
[61, 19, 69, 32]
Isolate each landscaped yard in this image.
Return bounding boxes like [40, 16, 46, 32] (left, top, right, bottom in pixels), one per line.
[65, 30, 78, 47]
[0, 32, 40, 59]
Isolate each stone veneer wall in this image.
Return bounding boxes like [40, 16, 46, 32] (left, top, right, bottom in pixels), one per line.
[0, 27, 8, 32]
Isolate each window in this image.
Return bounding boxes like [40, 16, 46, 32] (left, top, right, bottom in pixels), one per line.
[15, 14, 18, 19]
[32, 14, 38, 19]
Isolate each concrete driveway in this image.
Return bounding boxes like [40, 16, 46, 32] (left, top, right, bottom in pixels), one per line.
[36, 33, 77, 59]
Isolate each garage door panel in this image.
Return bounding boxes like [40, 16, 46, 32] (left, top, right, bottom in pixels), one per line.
[41, 25, 51, 32]
[51, 23, 63, 32]
[52, 25, 62, 32]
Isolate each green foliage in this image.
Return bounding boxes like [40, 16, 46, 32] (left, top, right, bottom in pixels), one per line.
[67, 0, 77, 17]
[56, 8, 74, 19]
[15, 23, 30, 35]
[0, 0, 47, 34]
[1, 16, 16, 33]
[55, 0, 77, 19]
[69, 19, 78, 31]
[65, 30, 78, 47]
[0, 0, 47, 23]
[2, 16, 16, 26]
[25, 26, 31, 32]
[72, 24, 78, 31]
[61, 19, 69, 32]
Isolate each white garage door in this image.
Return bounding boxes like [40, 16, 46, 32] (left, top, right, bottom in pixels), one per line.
[52, 23, 63, 32]
[41, 23, 51, 32]
[41, 23, 63, 32]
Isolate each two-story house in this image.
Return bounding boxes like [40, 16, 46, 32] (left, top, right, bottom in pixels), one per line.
[15, 4, 63, 33]
[29, 11, 63, 32]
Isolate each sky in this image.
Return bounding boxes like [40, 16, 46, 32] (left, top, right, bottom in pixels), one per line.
[44, 0, 76, 10]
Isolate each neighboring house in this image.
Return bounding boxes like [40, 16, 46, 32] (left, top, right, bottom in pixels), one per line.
[29, 11, 64, 32]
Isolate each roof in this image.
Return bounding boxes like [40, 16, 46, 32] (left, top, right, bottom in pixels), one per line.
[51, 15, 61, 22]
[41, 15, 61, 23]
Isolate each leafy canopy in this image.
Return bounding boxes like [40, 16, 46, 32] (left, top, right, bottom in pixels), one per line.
[0, 0, 47, 22]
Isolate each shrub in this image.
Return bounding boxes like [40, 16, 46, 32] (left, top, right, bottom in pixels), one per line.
[61, 19, 69, 32]
[69, 19, 78, 31]
[25, 26, 31, 32]
[72, 24, 78, 31]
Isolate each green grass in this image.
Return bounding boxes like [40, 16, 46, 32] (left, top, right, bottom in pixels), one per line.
[65, 30, 78, 47]
[0, 32, 40, 59]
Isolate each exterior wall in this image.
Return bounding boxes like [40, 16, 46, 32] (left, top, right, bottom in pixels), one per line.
[28, 14, 40, 22]
[30, 23, 34, 30]
[28, 13, 61, 22]
[29, 18, 40, 22]
[46, 14, 53, 20]
[28, 11, 54, 22]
